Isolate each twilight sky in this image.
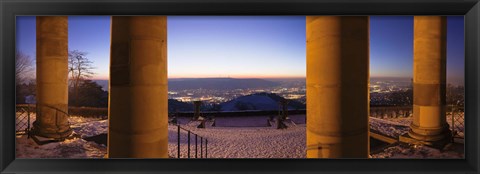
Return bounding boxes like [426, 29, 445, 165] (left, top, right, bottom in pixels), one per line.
[16, 16, 464, 84]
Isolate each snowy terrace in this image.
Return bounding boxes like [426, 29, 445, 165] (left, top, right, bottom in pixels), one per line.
[15, 110, 464, 159]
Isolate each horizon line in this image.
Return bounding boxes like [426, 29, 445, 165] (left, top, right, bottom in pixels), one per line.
[90, 75, 418, 80]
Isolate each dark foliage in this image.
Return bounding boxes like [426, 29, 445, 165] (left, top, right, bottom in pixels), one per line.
[15, 80, 36, 104]
[69, 80, 108, 107]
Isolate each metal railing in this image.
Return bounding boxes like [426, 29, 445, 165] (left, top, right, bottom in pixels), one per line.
[369, 105, 465, 140]
[15, 104, 35, 138]
[176, 125, 208, 158]
[15, 103, 108, 138]
[449, 105, 464, 139]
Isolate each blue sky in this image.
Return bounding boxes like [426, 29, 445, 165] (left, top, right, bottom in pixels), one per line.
[16, 16, 464, 84]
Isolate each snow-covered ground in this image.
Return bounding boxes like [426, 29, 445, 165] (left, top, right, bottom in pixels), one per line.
[16, 136, 106, 158]
[168, 124, 306, 158]
[369, 117, 410, 137]
[369, 113, 465, 159]
[16, 113, 464, 159]
[16, 115, 107, 158]
[71, 120, 108, 138]
[371, 113, 465, 138]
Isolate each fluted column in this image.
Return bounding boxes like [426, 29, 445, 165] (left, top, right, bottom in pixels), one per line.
[33, 16, 72, 139]
[108, 16, 168, 158]
[306, 16, 370, 158]
[408, 16, 450, 142]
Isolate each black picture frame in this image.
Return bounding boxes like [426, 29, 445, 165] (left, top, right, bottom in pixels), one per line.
[1, 0, 479, 173]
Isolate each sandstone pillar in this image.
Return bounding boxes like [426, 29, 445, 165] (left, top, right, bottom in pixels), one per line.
[408, 16, 451, 142]
[108, 16, 168, 158]
[33, 16, 72, 139]
[306, 16, 370, 158]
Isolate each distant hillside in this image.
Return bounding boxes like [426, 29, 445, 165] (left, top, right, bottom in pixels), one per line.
[93, 80, 108, 91]
[168, 78, 279, 90]
[220, 92, 306, 111]
[93, 78, 280, 91]
[167, 93, 306, 113]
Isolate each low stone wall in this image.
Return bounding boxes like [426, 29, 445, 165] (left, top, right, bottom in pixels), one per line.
[173, 110, 306, 118]
[370, 106, 413, 119]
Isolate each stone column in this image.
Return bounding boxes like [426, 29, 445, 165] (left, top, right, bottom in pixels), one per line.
[306, 16, 370, 158]
[408, 16, 450, 143]
[108, 16, 168, 158]
[33, 16, 72, 139]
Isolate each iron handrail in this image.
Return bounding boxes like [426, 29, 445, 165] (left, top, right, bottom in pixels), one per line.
[176, 124, 208, 158]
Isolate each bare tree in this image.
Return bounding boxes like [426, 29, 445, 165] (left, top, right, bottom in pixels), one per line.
[68, 50, 95, 106]
[15, 51, 34, 86]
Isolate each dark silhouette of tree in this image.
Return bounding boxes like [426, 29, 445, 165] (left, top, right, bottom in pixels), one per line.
[69, 80, 108, 107]
[68, 50, 95, 106]
[15, 51, 34, 86]
[16, 80, 36, 104]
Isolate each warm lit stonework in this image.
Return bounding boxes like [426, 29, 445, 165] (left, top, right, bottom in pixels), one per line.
[107, 16, 169, 158]
[306, 16, 370, 158]
[32, 16, 72, 139]
[406, 16, 451, 144]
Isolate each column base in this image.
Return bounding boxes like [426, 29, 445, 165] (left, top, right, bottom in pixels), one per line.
[407, 123, 451, 141]
[399, 130, 452, 149]
[31, 121, 73, 140]
[29, 131, 78, 145]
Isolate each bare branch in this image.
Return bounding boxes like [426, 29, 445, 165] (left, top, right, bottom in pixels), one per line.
[68, 50, 96, 106]
[15, 51, 34, 85]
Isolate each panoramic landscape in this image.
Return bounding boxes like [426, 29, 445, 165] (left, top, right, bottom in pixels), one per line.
[15, 16, 464, 158]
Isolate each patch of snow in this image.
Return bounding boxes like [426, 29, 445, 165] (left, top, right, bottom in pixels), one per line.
[71, 120, 108, 138]
[16, 135, 106, 158]
[16, 116, 108, 158]
[369, 117, 410, 137]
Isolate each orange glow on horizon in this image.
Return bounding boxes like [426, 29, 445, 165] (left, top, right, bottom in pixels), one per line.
[92, 74, 415, 80]
[167, 74, 306, 79]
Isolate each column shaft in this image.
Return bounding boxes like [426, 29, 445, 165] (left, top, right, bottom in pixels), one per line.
[409, 16, 450, 142]
[108, 16, 168, 158]
[33, 16, 72, 139]
[306, 16, 370, 158]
